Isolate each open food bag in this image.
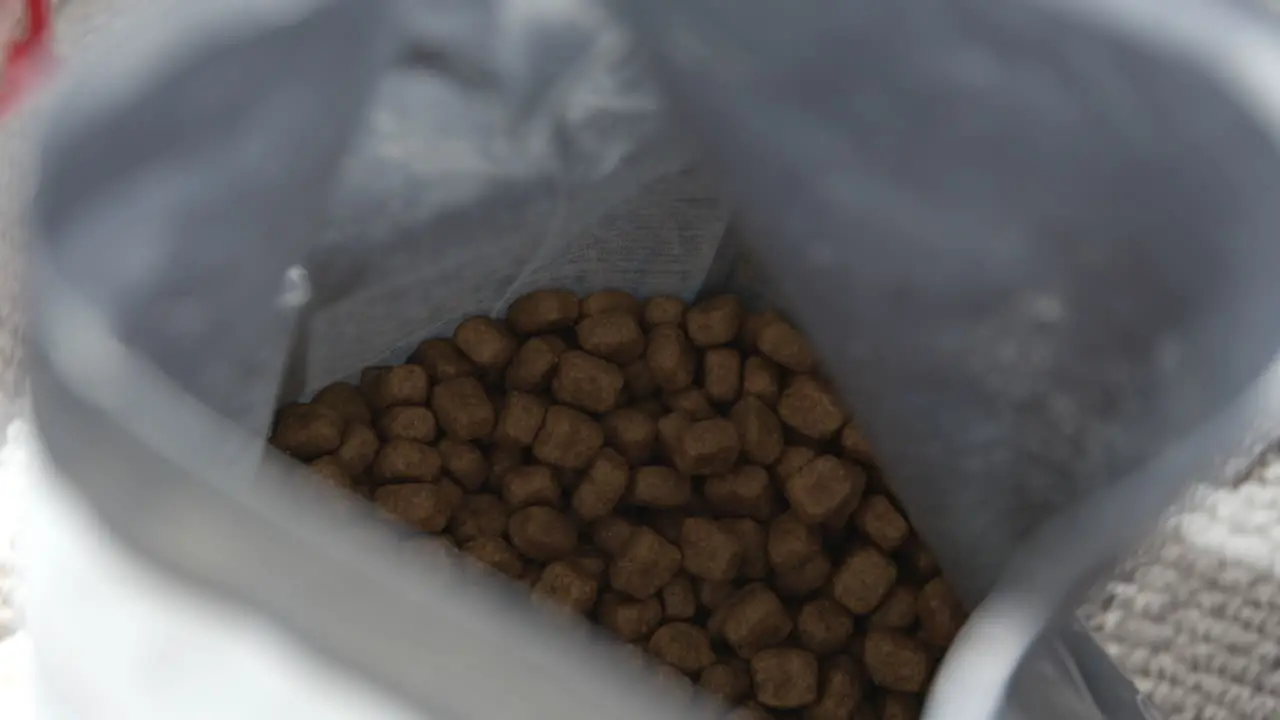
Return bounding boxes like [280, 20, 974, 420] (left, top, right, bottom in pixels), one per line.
[24, 0, 1280, 718]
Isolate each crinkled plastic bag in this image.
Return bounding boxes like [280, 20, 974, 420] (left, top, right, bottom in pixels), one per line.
[37, 0, 1280, 718]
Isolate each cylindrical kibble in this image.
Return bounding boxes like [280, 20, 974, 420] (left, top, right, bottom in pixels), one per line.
[272, 403, 345, 460]
[796, 598, 855, 656]
[312, 382, 373, 426]
[454, 316, 518, 370]
[431, 377, 495, 441]
[863, 632, 932, 693]
[507, 289, 580, 334]
[571, 449, 631, 521]
[642, 295, 687, 328]
[374, 480, 462, 533]
[832, 546, 898, 614]
[508, 506, 578, 562]
[533, 406, 604, 470]
[376, 406, 438, 443]
[581, 290, 641, 320]
[501, 465, 561, 508]
[610, 526, 683, 599]
[648, 622, 716, 674]
[267, 289, 964, 718]
[749, 648, 819, 709]
[410, 338, 477, 381]
[703, 347, 742, 404]
[577, 312, 646, 364]
[646, 325, 697, 391]
[552, 350, 625, 413]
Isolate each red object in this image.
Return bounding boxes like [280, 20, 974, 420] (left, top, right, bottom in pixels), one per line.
[0, 0, 53, 117]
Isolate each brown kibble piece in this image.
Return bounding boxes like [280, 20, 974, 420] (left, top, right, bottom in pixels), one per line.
[901, 540, 940, 580]
[774, 553, 833, 598]
[488, 444, 525, 487]
[870, 586, 918, 630]
[534, 560, 599, 614]
[674, 418, 741, 475]
[334, 423, 379, 475]
[775, 446, 818, 480]
[597, 592, 663, 641]
[756, 316, 816, 372]
[680, 517, 743, 582]
[572, 449, 630, 521]
[643, 295, 687, 328]
[703, 348, 742, 404]
[738, 311, 780, 351]
[854, 495, 909, 552]
[272, 404, 344, 460]
[532, 406, 604, 470]
[742, 356, 781, 407]
[646, 325, 697, 392]
[882, 693, 921, 720]
[438, 438, 489, 491]
[656, 412, 692, 460]
[664, 387, 716, 420]
[308, 456, 353, 492]
[501, 465, 561, 508]
[610, 526, 683, 599]
[661, 576, 698, 620]
[592, 516, 636, 556]
[577, 313, 646, 364]
[431, 377, 495, 441]
[463, 537, 524, 579]
[552, 350, 625, 414]
[454, 316, 518, 370]
[312, 382, 372, 426]
[602, 408, 657, 464]
[410, 338, 477, 381]
[778, 375, 846, 440]
[571, 551, 607, 579]
[493, 392, 548, 447]
[374, 480, 462, 533]
[806, 656, 864, 720]
[840, 423, 876, 463]
[686, 295, 743, 348]
[649, 622, 717, 674]
[705, 465, 775, 521]
[624, 360, 658, 399]
[697, 579, 736, 611]
[581, 290, 641, 319]
[505, 336, 565, 392]
[720, 519, 769, 579]
[631, 466, 692, 508]
[864, 632, 932, 693]
[699, 662, 752, 706]
[832, 547, 898, 614]
[785, 455, 865, 524]
[917, 578, 965, 648]
[449, 493, 508, 543]
[369, 365, 430, 409]
[729, 702, 773, 720]
[712, 584, 793, 658]
[796, 599, 855, 656]
[372, 440, 442, 482]
[767, 513, 823, 571]
[508, 506, 578, 562]
[750, 648, 820, 709]
[376, 406, 438, 443]
[730, 397, 784, 466]
[507, 289, 580, 334]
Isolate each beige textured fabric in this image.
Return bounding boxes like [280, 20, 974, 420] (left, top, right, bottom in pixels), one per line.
[1082, 460, 1280, 720]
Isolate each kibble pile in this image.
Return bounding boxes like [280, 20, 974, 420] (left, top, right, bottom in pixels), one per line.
[269, 290, 966, 720]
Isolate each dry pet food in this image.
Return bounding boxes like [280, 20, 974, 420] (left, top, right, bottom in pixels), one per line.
[268, 289, 967, 719]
